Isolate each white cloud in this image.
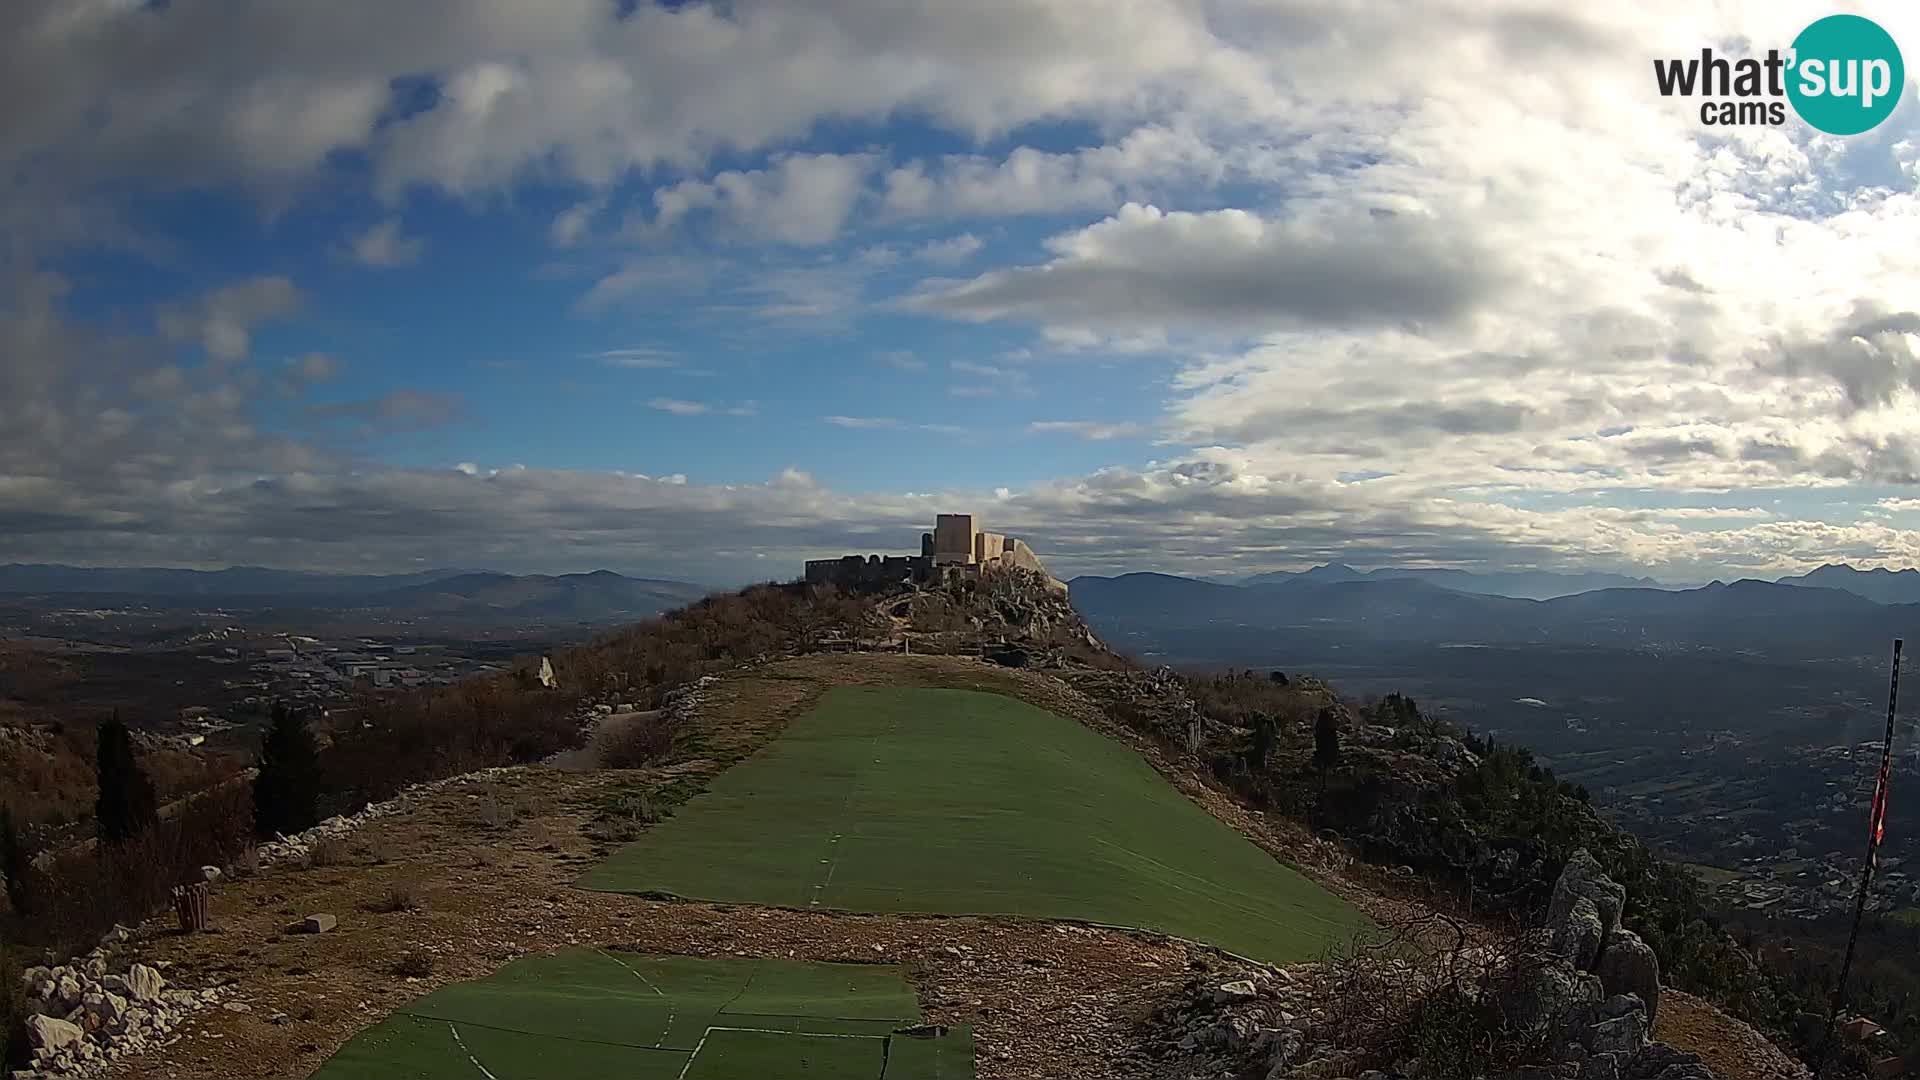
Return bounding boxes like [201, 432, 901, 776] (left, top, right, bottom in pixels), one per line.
[346, 218, 424, 267]
[155, 276, 302, 363]
[594, 347, 677, 369]
[649, 153, 876, 246]
[1029, 420, 1148, 441]
[647, 397, 710, 416]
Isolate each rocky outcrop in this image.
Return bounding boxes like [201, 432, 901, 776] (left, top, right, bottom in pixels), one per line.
[1146, 851, 1732, 1080]
[1524, 850, 1711, 1080]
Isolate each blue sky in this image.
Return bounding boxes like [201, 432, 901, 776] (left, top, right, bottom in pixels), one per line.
[7, 0, 1920, 584]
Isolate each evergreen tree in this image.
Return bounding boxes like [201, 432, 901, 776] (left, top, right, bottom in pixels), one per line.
[95, 712, 159, 843]
[0, 806, 28, 915]
[254, 702, 322, 839]
[1246, 711, 1278, 771]
[1313, 706, 1342, 771]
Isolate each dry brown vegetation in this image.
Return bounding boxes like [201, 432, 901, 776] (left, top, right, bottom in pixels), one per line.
[12, 784, 254, 952]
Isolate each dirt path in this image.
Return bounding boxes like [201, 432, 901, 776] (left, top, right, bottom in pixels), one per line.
[545, 707, 662, 771]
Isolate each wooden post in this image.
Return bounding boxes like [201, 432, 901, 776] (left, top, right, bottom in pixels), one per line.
[172, 881, 210, 933]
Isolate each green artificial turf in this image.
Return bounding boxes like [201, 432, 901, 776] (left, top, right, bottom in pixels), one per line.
[311, 950, 971, 1080]
[579, 687, 1370, 964]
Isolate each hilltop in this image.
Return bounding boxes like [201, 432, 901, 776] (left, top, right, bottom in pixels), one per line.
[0, 563, 1833, 1079]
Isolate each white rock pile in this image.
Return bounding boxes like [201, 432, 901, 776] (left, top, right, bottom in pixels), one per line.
[256, 763, 529, 867]
[16, 929, 230, 1079]
[662, 675, 719, 724]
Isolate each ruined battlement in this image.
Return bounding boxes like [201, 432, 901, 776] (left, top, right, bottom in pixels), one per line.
[804, 514, 1060, 592]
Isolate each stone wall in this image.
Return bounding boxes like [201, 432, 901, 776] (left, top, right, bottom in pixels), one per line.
[803, 553, 934, 589]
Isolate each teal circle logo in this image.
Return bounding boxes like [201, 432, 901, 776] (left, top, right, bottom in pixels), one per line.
[1787, 14, 1905, 135]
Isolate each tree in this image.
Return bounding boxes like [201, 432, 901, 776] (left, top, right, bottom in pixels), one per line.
[95, 712, 159, 843]
[254, 702, 322, 840]
[1246, 711, 1279, 771]
[1314, 706, 1342, 771]
[0, 806, 28, 914]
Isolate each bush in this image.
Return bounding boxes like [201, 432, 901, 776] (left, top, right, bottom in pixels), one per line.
[391, 950, 435, 978]
[586, 791, 660, 845]
[24, 783, 252, 952]
[602, 716, 674, 770]
[1315, 914, 1552, 1080]
[1, 944, 27, 1071]
[368, 880, 424, 913]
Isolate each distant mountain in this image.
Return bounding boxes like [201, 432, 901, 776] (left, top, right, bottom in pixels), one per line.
[1776, 563, 1920, 605]
[1235, 564, 1667, 600]
[0, 564, 711, 623]
[373, 570, 709, 619]
[0, 564, 471, 598]
[1068, 572, 1910, 659]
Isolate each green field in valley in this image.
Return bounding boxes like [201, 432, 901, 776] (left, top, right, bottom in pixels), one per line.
[312, 950, 972, 1080]
[579, 686, 1370, 964]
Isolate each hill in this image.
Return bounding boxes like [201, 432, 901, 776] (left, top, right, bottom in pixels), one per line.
[1237, 563, 1669, 599]
[1776, 562, 1920, 604]
[1070, 571, 1911, 659]
[372, 570, 709, 619]
[3, 568, 1832, 1080]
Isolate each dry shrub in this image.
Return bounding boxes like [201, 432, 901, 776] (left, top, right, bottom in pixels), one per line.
[306, 836, 351, 868]
[228, 846, 261, 880]
[358, 836, 395, 865]
[22, 784, 253, 952]
[1314, 913, 1554, 1080]
[585, 790, 659, 845]
[475, 790, 517, 829]
[602, 716, 674, 770]
[368, 880, 425, 914]
[391, 950, 435, 978]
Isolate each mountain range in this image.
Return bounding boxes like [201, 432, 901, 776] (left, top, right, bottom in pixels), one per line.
[1069, 565, 1920, 660]
[1234, 563, 1666, 600]
[0, 564, 710, 622]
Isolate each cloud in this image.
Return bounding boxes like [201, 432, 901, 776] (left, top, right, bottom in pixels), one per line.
[345, 218, 425, 267]
[1029, 420, 1148, 441]
[825, 415, 901, 429]
[877, 350, 926, 372]
[594, 347, 678, 369]
[911, 202, 1505, 336]
[155, 276, 302, 363]
[651, 153, 877, 246]
[308, 388, 464, 433]
[646, 397, 754, 417]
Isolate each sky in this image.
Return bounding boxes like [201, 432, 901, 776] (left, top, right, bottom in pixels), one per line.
[7, 0, 1920, 586]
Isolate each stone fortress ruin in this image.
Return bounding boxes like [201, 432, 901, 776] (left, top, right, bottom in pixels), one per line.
[804, 513, 1064, 593]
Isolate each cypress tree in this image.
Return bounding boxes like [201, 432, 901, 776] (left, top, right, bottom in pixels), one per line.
[0, 806, 28, 915]
[95, 712, 159, 843]
[254, 702, 321, 839]
[1313, 706, 1342, 771]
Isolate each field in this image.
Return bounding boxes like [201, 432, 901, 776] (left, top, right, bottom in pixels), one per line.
[580, 686, 1369, 963]
[313, 950, 972, 1079]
